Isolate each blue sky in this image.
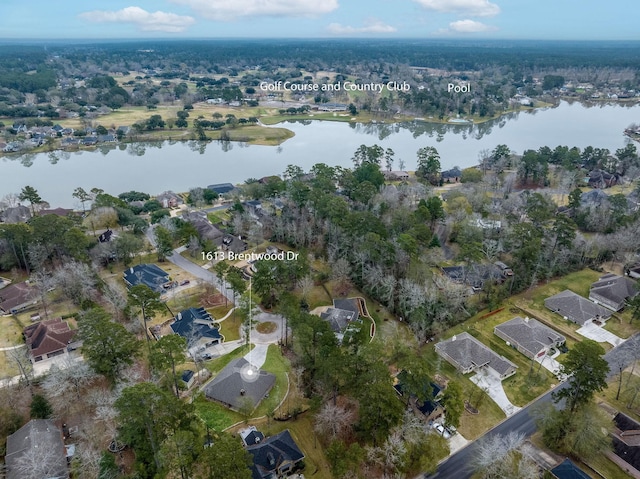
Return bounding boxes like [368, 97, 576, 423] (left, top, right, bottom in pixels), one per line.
[0, 0, 637, 40]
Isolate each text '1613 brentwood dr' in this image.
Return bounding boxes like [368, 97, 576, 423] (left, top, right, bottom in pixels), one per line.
[202, 251, 300, 261]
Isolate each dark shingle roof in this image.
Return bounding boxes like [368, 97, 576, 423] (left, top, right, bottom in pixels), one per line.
[207, 183, 235, 194]
[170, 308, 221, 342]
[246, 430, 304, 479]
[123, 264, 170, 292]
[494, 317, 565, 358]
[589, 273, 638, 311]
[203, 358, 275, 411]
[333, 298, 360, 315]
[320, 307, 357, 334]
[545, 290, 612, 325]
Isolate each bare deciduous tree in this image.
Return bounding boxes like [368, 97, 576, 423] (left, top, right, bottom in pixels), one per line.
[314, 402, 355, 441]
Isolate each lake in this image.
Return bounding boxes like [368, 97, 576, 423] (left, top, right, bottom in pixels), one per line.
[1, 101, 639, 208]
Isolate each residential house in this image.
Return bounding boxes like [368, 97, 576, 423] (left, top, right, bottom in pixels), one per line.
[383, 170, 410, 181]
[244, 200, 264, 218]
[156, 191, 183, 208]
[545, 290, 612, 326]
[5, 419, 69, 479]
[394, 372, 444, 421]
[435, 332, 517, 380]
[441, 167, 462, 182]
[203, 358, 275, 411]
[23, 318, 77, 363]
[246, 429, 305, 479]
[317, 103, 347, 112]
[589, 273, 639, 311]
[221, 234, 248, 254]
[441, 264, 504, 290]
[611, 412, 640, 476]
[319, 305, 362, 343]
[39, 207, 74, 217]
[170, 307, 222, 349]
[182, 211, 225, 243]
[588, 169, 619, 189]
[207, 183, 235, 195]
[494, 317, 565, 359]
[0, 205, 31, 224]
[123, 264, 171, 292]
[95, 134, 115, 143]
[580, 189, 609, 207]
[239, 426, 265, 447]
[0, 281, 36, 314]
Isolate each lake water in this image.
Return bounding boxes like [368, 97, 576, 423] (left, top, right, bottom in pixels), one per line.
[1, 101, 639, 208]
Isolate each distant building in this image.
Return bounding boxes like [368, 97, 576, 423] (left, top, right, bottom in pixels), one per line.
[383, 170, 410, 181]
[155, 191, 183, 208]
[207, 183, 235, 195]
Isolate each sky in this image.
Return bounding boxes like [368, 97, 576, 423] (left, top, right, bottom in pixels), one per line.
[0, 0, 638, 41]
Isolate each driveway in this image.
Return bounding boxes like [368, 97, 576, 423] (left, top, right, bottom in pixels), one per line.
[470, 367, 521, 417]
[243, 311, 285, 368]
[577, 320, 623, 346]
[535, 350, 563, 378]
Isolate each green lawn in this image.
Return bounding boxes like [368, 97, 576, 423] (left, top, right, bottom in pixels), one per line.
[422, 346, 506, 440]
[254, 345, 290, 418]
[598, 370, 640, 423]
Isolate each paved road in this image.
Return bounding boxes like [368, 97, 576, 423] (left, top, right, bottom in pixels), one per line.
[425, 333, 640, 479]
[146, 224, 235, 303]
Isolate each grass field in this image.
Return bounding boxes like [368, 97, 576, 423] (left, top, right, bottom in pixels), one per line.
[598, 370, 640, 423]
[421, 346, 506, 439]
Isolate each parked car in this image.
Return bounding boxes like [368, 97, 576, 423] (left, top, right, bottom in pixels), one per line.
[433, 423, 451, 439]
[200, 352, 213, 360]
[179, 280, 190, 286]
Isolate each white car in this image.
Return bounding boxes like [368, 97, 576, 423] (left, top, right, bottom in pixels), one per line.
[433, 423, 451, 439]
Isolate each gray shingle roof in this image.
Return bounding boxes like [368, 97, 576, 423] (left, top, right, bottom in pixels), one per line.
[203, 358, 275, 411]
[435, 332, 517, 377]
[545, 290, 612, 325]
[494, 317, 565, 358]
[589, 273, 638, 311]
[5, 419, 68, 479]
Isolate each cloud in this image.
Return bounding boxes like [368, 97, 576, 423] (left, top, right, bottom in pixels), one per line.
[413, 0, 500, 17]
[169, 0, 338, 21]
[79, 7, 195, 33]
[327, 19, 397, 35]
[448, 19, 497, 32]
